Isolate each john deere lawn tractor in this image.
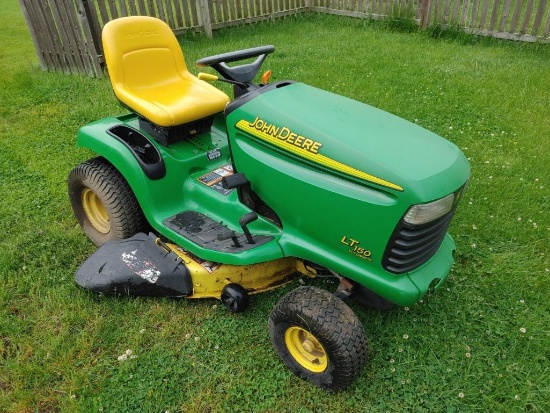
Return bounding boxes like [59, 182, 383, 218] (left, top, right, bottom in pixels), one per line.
[69, 16, 470, 390]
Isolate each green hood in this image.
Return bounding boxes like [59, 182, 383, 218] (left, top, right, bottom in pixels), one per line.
[229, 82, 469, 200]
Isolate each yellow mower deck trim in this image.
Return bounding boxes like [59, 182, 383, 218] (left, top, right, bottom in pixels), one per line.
[168, 244, 301, 299]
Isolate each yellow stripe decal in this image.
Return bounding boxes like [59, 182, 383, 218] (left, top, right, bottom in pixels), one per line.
[235, 119, 403, 191]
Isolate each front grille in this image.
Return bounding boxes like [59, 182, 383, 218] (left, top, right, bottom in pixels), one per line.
[382, 208, 456, 274]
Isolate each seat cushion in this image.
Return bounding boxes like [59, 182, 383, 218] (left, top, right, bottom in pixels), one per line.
[103, 16, 230, 127]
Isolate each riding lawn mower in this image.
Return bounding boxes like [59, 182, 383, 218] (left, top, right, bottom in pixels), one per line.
[69, 16, 470, 390]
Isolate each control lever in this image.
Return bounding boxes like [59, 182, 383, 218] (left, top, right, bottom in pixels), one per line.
[239, 212, 258, 244]
[217, 229, 241, 248]
[222, 173, 255, 209]
[198, 72, 247, 89]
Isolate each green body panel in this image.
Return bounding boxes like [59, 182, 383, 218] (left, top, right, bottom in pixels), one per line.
[77, 114, 285, 266]
[225, 83, 469, 305]
[76, 82, 470, 306]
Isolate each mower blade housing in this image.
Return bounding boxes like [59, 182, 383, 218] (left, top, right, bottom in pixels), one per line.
[75, 233, 193, 297]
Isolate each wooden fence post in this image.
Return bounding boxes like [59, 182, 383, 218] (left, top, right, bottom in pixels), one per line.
[78, 0, 104, 75]
[18, 0, 46, 70]
[198, 0, 213, 38]
[419, 0, 433, 27]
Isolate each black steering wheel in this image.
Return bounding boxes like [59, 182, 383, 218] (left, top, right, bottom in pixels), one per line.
[196, 45, 275, 84]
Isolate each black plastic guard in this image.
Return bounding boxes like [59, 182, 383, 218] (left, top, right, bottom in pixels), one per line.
[75, 233, 193, 297]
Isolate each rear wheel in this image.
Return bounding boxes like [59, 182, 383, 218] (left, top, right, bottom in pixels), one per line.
[268, 286, 368, 390]
[68, 157, 147, 246]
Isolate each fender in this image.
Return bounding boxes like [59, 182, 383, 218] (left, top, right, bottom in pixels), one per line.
[75, 114, 286, 266]
[76, 116, 154, 198]
[75, 115, 182, 229]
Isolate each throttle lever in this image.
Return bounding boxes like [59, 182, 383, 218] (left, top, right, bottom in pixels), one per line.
[239, 212, 258, 244]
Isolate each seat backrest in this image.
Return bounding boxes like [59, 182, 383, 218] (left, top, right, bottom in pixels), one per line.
[102, 16, 188, 95]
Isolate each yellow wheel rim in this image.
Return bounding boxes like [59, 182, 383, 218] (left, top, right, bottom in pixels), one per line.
[285, 326, 328, 373]
[81, 188, 110, 234]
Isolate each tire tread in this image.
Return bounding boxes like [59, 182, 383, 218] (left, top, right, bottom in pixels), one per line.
[68, 157, 147, 245]
[268, 286, 368, 390]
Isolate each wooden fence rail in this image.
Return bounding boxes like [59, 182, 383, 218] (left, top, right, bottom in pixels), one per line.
[19, 0, 550, 77]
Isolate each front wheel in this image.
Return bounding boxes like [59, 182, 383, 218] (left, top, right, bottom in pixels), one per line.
[68, 157, 147, 246]
[268, 286, 368, 391]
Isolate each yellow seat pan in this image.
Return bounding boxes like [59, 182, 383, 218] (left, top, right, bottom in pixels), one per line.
[102, 16, 230, 128]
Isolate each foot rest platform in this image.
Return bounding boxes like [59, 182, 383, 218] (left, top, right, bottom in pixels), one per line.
[164, 211, 273, 252]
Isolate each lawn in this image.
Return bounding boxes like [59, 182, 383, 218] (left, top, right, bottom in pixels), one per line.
[1, 1, 549, 412]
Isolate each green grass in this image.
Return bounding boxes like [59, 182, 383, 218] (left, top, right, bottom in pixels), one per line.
[1, 2, 549, 412]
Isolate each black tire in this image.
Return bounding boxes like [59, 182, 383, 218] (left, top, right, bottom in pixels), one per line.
[68, 157, 147, 246]
[268, 286, 368, 391]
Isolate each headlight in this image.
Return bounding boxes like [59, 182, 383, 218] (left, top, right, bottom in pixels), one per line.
[403, 193, 455, 225]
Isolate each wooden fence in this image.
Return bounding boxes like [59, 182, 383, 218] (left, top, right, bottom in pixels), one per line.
[19, 0, 550, 76]
[312, 0, 550, 41]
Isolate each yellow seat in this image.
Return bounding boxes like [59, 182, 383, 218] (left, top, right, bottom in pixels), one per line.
[102, 16, 229, 128]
